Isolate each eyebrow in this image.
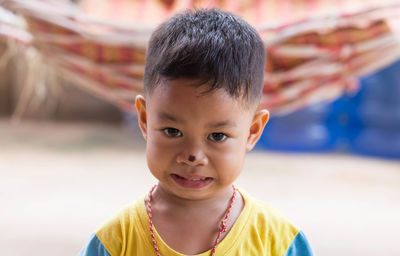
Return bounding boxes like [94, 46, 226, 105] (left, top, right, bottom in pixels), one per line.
[208, 120, 237, 129]
[157, 112, 236, 128]
[158, 112, 185, 124]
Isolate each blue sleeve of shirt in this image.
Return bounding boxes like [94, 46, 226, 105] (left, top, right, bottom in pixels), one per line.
[78, 233, 111, 256]
[285, 231, 315, 256]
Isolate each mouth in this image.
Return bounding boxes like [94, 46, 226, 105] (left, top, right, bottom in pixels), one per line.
[170, 174, 214, 188]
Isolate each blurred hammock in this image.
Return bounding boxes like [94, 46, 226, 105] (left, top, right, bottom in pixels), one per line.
[0, 0, 400, 117]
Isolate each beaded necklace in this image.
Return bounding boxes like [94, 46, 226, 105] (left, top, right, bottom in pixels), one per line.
[145, 185, 237, 256]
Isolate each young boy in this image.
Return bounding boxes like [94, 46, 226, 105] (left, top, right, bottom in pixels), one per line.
[79, 8, 314, 256]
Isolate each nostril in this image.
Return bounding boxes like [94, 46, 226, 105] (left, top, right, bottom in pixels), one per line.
[188, 155, 196, 162]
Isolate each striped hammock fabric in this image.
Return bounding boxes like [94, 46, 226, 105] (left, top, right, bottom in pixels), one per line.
[1, 0, 400, 114]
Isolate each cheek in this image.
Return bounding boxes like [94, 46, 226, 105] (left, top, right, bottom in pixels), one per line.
[146, 136, 174, 174]
[212, 141, 247, 182]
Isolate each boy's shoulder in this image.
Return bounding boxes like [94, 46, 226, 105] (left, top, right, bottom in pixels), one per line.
[93, 195, 150, 256]
[241, 189, 298, 230]
[239, 189, 314, 256]
[96, 195, 144, 230]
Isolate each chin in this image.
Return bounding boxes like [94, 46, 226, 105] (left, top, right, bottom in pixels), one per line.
[169, 184, 218, 200]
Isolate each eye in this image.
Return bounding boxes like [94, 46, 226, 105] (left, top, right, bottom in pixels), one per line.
[208, 133, 227, 142]
[163, 128, 182, 138]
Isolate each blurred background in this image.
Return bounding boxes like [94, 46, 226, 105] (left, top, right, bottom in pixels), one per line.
[0, 0, 399, 255]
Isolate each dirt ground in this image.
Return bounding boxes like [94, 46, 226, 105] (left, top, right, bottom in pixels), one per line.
[0, 120, 399, 256]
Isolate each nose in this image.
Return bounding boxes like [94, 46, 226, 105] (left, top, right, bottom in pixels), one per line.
[176, 141, 208, 166]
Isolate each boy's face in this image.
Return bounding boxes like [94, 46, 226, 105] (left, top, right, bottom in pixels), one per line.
[136, 79, 269, 200]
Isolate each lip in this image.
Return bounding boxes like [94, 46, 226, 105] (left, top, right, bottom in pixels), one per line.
[170, 174, 213, 188]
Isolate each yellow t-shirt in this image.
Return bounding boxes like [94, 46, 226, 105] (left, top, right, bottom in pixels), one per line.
[79, 189, 313, 256]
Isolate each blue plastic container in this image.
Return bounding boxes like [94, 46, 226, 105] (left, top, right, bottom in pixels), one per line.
[258, 103, 337, 152]
[258, 59, 400, 159]
[347, 59, 400, 159]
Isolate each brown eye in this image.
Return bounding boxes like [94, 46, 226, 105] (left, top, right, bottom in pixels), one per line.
[208, 133, 227, 142]
[163, 128, 182, 137]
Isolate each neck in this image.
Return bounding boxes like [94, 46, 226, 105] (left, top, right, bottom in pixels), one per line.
[151, 184, 235, 212]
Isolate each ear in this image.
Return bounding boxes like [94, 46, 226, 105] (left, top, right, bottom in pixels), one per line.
[135, 95, 148, 140]
[246, 109, 269, 152]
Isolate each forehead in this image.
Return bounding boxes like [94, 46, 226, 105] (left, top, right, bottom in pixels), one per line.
[146, 79, 252, 123]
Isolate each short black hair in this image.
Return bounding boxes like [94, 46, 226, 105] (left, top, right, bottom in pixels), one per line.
[143, 8, 265, 106]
